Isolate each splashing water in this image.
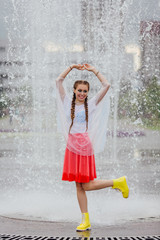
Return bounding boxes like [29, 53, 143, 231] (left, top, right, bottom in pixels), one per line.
[0, 0, 160, 224]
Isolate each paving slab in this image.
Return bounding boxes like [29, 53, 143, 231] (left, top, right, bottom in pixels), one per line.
[0, 216, 160, 237]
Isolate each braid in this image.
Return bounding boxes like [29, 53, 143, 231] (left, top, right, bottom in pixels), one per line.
[69, 92, 76, 133]
[84, 96, 88, 131]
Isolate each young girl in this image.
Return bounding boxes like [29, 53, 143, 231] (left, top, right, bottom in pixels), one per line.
[56, 63, 129, 232]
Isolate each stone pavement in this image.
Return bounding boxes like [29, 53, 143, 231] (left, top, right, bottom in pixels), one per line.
[0, 216, 160, 237]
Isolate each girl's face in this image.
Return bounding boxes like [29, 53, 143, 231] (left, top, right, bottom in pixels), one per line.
[74, 84, 89, 103]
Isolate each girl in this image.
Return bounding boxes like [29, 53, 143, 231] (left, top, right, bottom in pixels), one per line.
[56, 63, 129, 232]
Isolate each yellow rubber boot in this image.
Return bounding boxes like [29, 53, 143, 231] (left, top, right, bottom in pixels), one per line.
[76, 212, 91, 232]
[112, 176, 129, 198]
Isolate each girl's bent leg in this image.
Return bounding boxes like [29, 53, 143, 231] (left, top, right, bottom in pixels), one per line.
[76, 182, 88, 213]
[82, 179, 113, 191]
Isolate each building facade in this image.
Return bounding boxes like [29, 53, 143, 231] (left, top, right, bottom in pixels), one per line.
[140, 21, 160, 87]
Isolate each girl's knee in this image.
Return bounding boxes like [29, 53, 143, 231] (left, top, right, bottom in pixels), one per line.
[82, 180, 94, 191]
[81, 183, 87, 191]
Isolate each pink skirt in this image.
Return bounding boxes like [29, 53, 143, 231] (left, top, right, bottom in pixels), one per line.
[62, 133, 97, 183]
[62, 148, 97, 183]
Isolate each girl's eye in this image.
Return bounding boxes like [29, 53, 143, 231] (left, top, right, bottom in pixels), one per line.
[83, 90, 87, 93]
[78, 90, 82, 92]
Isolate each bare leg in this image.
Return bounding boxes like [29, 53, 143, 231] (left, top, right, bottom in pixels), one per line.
[76, 180, 113, 212]
[82, 179, 113, 191]
[76, 182, 88, 213]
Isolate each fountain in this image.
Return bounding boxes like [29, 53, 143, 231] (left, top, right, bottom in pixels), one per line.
[0, 0, 160, 225]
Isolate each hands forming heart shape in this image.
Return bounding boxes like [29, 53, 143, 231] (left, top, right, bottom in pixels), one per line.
[72, 63, 95, 72]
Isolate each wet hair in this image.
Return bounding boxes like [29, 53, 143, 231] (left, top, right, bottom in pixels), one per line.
[69, 80, 90, 133]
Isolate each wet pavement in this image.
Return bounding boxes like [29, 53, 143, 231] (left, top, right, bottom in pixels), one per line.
[0, 215, 160, 236]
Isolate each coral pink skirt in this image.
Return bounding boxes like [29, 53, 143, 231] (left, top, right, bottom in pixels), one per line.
[62, 133, 97, 183]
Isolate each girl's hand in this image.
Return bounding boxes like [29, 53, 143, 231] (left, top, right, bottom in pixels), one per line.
[71, 64, 85, 70]
[83, 63, 95, 72]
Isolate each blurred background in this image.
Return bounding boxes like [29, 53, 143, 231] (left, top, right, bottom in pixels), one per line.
[0, 0, 159, 225]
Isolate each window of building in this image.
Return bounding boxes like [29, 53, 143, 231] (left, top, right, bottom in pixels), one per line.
[0, 47, 5, 52]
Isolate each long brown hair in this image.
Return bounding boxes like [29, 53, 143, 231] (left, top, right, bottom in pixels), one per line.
[69, 80, 90, 133]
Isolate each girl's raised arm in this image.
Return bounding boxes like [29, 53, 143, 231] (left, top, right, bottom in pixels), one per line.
[84, 64, 110, 105]
[56, 64, 84, 101]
